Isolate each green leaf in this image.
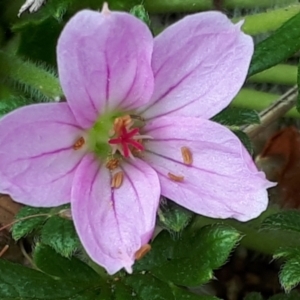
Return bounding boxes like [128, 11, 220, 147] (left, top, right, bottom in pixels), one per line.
[41, 215, 80, 257]
[243, 293, 264, 300]
[113, 282, 137, 300]
[34, 243, 99, 282]
[212, 107, 260, 127]
[261, 210, 300, 233]
[0, 96, 36, 117]
[171, 284, 219, 300]
[274, 246, 300, 260]
[16, 18, 63, 66]
[233, 130, 253, 155]
[130, 5, 151, 27]
[278, 258, 300, 292]
[158, 200, 194, 233]
[269, 291, 300, 300]
[125, 274, 174, 300]
[11, 206, 51, 240]
[297, 58, 300, 112]
[0, 259, 102, 299]
[135, 224, 241, 286]
[248, 12, 300, 76]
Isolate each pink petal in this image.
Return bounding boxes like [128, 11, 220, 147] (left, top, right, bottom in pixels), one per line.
[139, 12, 253, 120]
[0, 103, 86, 207]
[143, 116, 275, 222]
[57, 9, 154, 128]
[71, 154, 160, 275]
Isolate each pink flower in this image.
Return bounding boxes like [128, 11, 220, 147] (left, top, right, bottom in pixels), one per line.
[0, 7, 273, 274]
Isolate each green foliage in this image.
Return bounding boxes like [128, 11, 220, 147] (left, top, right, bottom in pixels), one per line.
[0, 96, 36, 117]
[135, 224, 241, 286]
[212, 107, 260, 127]
[0, 258, 102, 299]
[11, 206, 51, 240]
[244, 293, 264, 300]
[269, 291, 300, 300]
[297, 58, 300, 112]
[41, 215, 80, 257]
[273, 247, 300, 292]
[248, 11, 300, 76]
[158, 200, 194, 233]
[233, 130, 253, 154]
[261, 210, 300, 233]
[0, 50, 62, 101]
[34, 244, 99, 282]
[130, 5, 151, 27]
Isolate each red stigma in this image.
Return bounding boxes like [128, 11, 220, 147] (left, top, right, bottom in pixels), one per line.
[109, 126, 144, 158]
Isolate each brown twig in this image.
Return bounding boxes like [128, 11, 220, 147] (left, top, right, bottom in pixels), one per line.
[0, 245, 9, 257]
[241, 86, 299, 139]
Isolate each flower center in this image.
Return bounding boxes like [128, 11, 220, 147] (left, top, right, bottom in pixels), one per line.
[107, 115, 150, 158]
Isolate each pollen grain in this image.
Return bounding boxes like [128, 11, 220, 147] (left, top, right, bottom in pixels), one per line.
[181, 146, 193, 165]
[111, 171, 124, 188]
[73, 137, 85, 150]
[106, 158, 120, 170]
[168, 172, 184, 182]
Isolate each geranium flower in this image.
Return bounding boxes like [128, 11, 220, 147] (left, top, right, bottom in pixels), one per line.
[0, 5, 274, 274]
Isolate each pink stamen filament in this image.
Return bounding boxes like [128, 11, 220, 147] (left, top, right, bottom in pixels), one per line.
[108, 127, 144, 158]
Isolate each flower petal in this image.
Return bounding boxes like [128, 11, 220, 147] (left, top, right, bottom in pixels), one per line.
[140, 12, 253, 120]
[143, 116, 274, 221]
[57, 9, 154, 128]
[0, 103, 86, 207]
[71, 154, 160, 275]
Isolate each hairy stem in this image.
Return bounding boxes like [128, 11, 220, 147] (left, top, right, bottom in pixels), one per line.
[145, 0, 297, 13]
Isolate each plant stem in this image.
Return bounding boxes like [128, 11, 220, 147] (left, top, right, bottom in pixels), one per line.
[145, 0, 297, 13]
[0, 50, 62, 101]
[231, 88, 300, 118]
[234, 4, 300, 35]
[248, 64, 297, 86]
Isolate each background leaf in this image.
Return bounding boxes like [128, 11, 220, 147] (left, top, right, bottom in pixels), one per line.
[41, 215, 80, 257]
[135, 224, 240, 286]
[11, 206, 51, 240]
[261, 210, 300, 233]
[212, 107, 260, 127]
[248, 12, 300, 76]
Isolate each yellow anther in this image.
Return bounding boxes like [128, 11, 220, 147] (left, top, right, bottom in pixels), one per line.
[73, 137, 85, 150]
[181, 146, 193, 165]
[111, 171, 124, 188]
[168, 172, 184, 182]
[135, 244, 151, 260]
[106, 158, 120, 170]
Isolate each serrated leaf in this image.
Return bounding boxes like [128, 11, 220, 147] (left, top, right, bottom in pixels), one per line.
[269, 291, 300, 300]
[274, 246, 300, 260]
[243, 293, 263, 300]
[41, 215, 80, 257]
[34, 243, 99, 282]
[233, 130, 253, 154]
[130, 5, 151, 27]
[135, 224, 240, 286]
[0, 259, 102, 299]
[212, 107, 260, 127]
[158, 200, 194, 233]
[261, 211, 300, 233]
[248, 12, 300, 76]
[11, 206, 51, 240]
[278, 258, 300, 292]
